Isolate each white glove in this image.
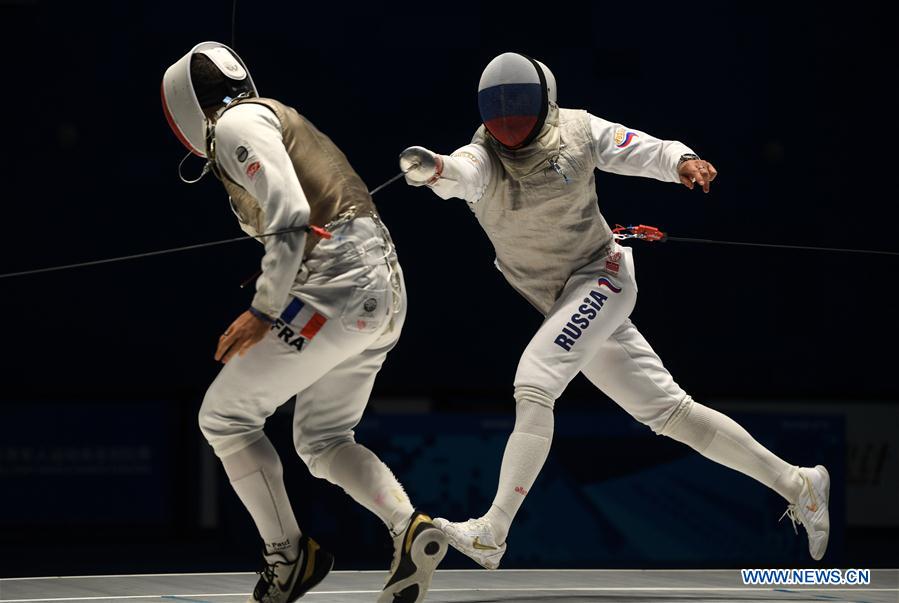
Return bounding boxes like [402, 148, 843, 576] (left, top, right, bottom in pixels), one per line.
[399, 146, 443, 186]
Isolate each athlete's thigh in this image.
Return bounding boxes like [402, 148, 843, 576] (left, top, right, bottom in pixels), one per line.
[293, 288, 407, 454]
[580, 318, 686, 431]
[292, 339, 393, 451]
[206, 297, 380, 415]
[514, 246, 637, 398]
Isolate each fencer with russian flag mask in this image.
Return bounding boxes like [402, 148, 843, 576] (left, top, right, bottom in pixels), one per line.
[162, 42, 447, 603]
[400, 52, 830, 567]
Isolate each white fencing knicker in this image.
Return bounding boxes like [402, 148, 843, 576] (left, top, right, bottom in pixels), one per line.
[200, 216, 404, 461]
[515, 242, 683, 431]
[198, 216, 416, 547]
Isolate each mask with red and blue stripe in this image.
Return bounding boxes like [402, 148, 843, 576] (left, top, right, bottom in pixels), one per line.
[478, 52, 551, 150]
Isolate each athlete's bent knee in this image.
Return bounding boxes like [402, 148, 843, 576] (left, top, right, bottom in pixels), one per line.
[513, 385, 555, 410]
[299, 437, 355, 481]
[657, 395, 716, 451]
[197, 391, 222, 440]
[512, 386, 555, 439]
[197, 387, 265, 458]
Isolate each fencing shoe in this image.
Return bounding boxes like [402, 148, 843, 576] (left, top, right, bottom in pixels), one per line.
[432, 516, 506, 570]
[780, 465, 831, 561]
[247, 535, 334, 603]
[379, 511, 448, 603]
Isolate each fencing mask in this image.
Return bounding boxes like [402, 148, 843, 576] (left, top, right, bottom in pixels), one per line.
[161, 41, 257, 158]
[477, 52, 557, 149]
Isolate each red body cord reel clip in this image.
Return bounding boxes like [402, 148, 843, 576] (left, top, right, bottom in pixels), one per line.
[307, 225, 333, 239]
[612, 224, 667, 242]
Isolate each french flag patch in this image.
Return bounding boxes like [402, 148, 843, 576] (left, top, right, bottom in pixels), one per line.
[280, 298, 328, 340]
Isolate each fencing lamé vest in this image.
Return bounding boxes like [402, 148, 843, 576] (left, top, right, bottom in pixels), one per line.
[210, 97, 376, 258]
[471, 108, 614, 314]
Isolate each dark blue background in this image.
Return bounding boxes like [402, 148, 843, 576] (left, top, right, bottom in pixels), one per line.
[0, 0, 895, 577]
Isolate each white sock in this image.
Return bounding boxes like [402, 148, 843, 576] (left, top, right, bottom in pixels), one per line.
[220, 436, 302, 559]
[318, 442, 415, 535]
[486, 387, 555, 544]
[661, 398, 804, 503]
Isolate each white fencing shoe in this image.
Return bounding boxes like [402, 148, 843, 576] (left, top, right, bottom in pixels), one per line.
[433, 516, 507, 570]
[781, 465, 831, 561]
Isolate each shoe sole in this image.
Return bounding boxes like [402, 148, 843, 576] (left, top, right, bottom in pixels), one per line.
[377, 526, 448, 603]
[810, 465, 831, 561]
[301, 554, 334, 598]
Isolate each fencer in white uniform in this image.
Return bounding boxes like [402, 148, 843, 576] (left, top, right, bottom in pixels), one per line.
[162, 42, 447, 603]
[400, 52, 831, 567]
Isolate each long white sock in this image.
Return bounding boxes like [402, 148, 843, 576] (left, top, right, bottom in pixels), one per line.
[314, 442, 415, 535]
[660, 397, 804, 503]
[220, 436, 302, 558]
[485, 387, 555, 544]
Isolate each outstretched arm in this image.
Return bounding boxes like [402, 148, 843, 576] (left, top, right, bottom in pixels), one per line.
[400, 144, 494, 203]
[590, 114, 717, 192]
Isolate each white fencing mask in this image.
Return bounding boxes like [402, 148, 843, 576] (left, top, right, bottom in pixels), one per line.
[161, 42, 257, 158]
[477, 52, 557, 149]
